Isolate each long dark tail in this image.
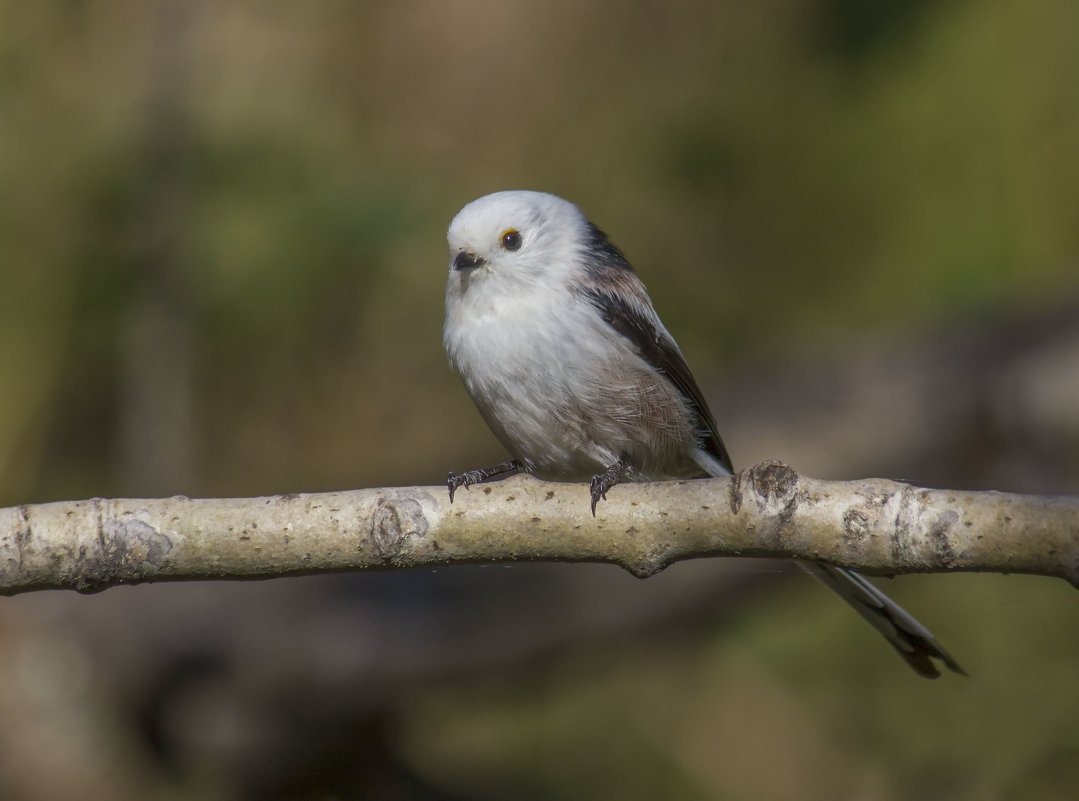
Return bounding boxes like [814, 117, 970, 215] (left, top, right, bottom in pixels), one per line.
[698, 458, 963, 678]
[798, 562, 965, 678]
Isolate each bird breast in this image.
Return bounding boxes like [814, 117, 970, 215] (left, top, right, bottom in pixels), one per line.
[444, 278, 700, 480]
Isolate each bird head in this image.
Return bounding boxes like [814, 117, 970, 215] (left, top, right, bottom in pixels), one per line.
[446, 190, 589, 290]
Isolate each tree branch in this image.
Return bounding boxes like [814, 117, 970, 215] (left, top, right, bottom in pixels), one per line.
[2, 462, 1076, 596]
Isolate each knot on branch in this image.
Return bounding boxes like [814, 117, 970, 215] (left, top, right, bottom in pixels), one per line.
[750, 461, 799, 504]
[729, 461, 799, 513]
[727, 461, 803, 553]
[370, 495, 428, 559]
[77, 515, 174, 593]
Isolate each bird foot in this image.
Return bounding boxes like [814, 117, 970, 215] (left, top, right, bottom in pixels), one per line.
[447, 460, 521, 502]
[589, 456, 630, 516]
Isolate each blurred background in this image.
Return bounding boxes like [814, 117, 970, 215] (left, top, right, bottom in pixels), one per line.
[2, 0, 1079, 798]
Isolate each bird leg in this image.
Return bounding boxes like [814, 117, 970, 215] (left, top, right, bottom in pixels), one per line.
[447, 459, 521, 502]
[589, 455, 631, 516]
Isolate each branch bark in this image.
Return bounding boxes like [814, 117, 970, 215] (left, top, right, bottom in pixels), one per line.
[2, 462, 1077, 596]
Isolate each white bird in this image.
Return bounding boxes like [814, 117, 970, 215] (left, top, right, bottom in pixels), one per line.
[443, 190, 964, 678]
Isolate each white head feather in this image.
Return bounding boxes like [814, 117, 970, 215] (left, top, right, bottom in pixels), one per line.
[446, 190, 589, 289]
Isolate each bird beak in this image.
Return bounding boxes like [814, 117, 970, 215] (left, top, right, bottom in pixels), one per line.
[453, 251, 485, 271]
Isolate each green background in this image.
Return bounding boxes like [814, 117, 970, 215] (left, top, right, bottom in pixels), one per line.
[1, 1, 1077, 799]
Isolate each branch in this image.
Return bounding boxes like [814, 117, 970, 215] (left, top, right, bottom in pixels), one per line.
[2, 462, 1076, 596]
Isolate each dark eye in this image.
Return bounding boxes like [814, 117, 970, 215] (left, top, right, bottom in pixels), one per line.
[500, 229, 522, 251]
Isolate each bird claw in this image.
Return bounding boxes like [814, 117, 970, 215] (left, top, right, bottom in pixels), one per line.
[589, 456, 629, 517]
[447, 471, 470, 503]
[588, 479, 607, 516]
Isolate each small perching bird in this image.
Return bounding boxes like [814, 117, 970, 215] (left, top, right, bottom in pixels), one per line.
[442, 190, 964, 679]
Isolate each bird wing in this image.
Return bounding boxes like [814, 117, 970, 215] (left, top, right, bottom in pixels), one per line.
[575, 224, 733, 474]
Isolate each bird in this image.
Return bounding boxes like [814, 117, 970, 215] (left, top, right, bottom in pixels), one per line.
[442, 189, 964, 679]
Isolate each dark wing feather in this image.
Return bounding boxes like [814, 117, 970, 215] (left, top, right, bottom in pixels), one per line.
[577, 224, 734, 474]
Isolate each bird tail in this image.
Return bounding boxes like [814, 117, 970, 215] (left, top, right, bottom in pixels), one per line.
[798, 561, 965, 678]
[694, 455, 962, 677]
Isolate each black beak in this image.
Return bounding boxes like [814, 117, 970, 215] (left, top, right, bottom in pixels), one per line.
[453, 251, 485, 271]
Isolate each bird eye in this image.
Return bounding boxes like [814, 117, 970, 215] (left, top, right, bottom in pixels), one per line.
[500, 229, 522, 251]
